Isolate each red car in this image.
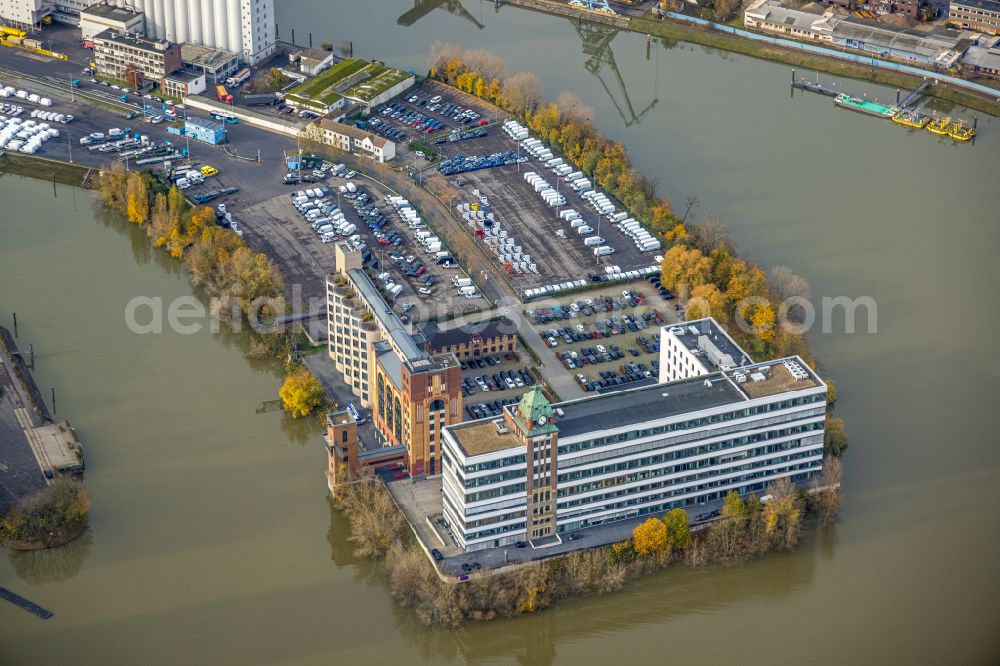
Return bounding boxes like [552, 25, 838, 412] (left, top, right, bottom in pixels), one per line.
[393, 472, 407, 479]
[378, 237, 392, 245]
[476, 119, 488, 126]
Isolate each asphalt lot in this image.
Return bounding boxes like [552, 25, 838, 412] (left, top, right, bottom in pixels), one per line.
[526, 282, 681, 390]
[425, 123, 657, 290]
[459, 354, 536, 419]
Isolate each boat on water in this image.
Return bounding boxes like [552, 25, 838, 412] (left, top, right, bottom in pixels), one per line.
[834, 93, 897, 119]
[946, 119, 976, 141]
[927, 116, 952, 135]
[892, 110, 930, 129]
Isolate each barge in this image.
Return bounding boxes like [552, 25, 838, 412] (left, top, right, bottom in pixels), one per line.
[834, 94, 897, 118]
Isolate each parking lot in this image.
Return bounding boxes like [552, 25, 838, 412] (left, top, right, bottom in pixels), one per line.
[458, 353, 539, 420]
[416, 120, 657, 291]
[528, 282, 680, 393]
[239, 167, 490, 317]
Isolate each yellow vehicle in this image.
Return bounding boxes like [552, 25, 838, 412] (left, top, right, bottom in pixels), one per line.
[926, 116, 951, 136]
[0, 26, 28, 40]
[200, 165, 219, 177]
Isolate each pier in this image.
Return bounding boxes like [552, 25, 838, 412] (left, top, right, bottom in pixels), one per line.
[0, 587, 54, 620]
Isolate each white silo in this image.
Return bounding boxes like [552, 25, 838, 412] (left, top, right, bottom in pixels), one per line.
[152, 0, 166, 39]
[162, 0, 176, 42]
[212, 0, 228, 51]
[200, 0, 213, 46]
[227, 0, 241, 60]
[173, 0, 189, 44]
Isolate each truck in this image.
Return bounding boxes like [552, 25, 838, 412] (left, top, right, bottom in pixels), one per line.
[216, 85, 233, 104]
[458, 285, 477, 296]
[584, 236, 604, 246]
[226, 68, 251, 87]
[240, 92, 276, 106]
[452, 276, 472, 288]
[593, 246, 615, 256]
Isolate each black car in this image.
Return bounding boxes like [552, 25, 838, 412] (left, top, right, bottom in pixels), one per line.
[431, 548, 444, 562]
[462, 562, 473, 573]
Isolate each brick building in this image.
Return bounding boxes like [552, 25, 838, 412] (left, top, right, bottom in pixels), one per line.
[418, 318, 518, 359]
[93, 29, 181, 88]
[949, 0, 1000, 34]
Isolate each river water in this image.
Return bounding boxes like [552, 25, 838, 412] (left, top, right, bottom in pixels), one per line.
[1, 1, 999, 662]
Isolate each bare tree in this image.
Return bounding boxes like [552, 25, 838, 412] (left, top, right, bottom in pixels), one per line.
[428, 40, 462, 71]
[556, 90, 595, 124]
[690, 216, 728, 254]
[501, 72, 544, 114]
[770, 265, 811, 301]
[681, 194, 700, 223]
[812, 457, 842, 526]
[463, 48, 507, 82]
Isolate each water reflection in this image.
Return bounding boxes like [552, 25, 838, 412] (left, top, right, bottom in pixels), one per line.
[7, 528, 93, 585]
[397, 0, 486, 29]
[393, 537, 819, 664]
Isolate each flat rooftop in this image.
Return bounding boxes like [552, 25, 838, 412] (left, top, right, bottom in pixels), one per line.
[450, 418, 520, 456]
[377, 345, 403, 392]
[181, 43, 238, 69]
[82, 3, 141, 21]
[727, 358, 821, 400]
[327, 409, 354, 427]
[555, 375, 747, 439]
[348, 268, 427, 362]
[94, 29, 173, 52]
[665, 319, 754, 372]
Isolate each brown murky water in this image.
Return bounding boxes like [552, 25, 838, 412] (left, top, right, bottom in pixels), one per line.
[1, 1, 999, 662]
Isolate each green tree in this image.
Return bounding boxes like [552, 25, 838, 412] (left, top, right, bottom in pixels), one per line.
[824, 416, 848, 456]
[279, 367, 326, 418]
[663, 508, 691, 550]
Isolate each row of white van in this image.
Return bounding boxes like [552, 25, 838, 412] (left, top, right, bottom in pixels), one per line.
[0, 116, 59, 154]
[291, 189, 356, 242]
[522, 171, 567, 208]
[375, 272, 404, 299]
[29, 109, 73, 124]
[0, 86, 52, 106]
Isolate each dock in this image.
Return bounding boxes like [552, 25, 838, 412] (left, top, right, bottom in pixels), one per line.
[789, 71, 977, 142]
[0, 586, 54, 620]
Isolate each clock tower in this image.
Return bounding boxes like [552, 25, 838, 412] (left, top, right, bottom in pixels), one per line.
[506, 388, 560, 546]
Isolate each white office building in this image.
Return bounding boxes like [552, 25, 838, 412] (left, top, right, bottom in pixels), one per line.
[442, 318, 828, 552]
[105, 0, 275, 64]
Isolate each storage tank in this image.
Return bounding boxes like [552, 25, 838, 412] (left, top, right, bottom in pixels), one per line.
[186, 0, 201, 45]
[163, 0, 177, 42]
[213, 0, 228, 50]
[227, 0, 241, 57]
[201, 0, 213, 46]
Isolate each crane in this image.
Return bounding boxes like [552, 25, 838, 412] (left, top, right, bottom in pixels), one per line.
[397, 0, 485, 30]
[573, 21, 658, 127]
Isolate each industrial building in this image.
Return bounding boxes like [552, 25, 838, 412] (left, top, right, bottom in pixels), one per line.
[183, 115, 225, 144]
[441, 318, 828, 552]
[78, 2, 143, 39]
[305, 119, 396, 163]
[418, 318, 518, 359]
[101, 0, 276, 64]
[284, 57, 414, 113]
[92, 28, 181, 88]
[162, 69, 205, 98]
[745, 0, 973, 66]
[0, 0, 49, 28]
[180, 43, 240, 85]
[949, 0, 1000, 34]
[326, 242, 462, 476]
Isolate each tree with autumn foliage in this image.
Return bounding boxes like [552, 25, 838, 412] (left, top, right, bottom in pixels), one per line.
[279, 367, 327, 418]
[125, 171, 149, 225]
[686, 283, 727, 323]
[660, 245, 712, 298]
[632, 517, 669, 556]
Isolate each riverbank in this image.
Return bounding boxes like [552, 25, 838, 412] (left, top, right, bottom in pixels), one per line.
[0, 152, 94, 188]
[500, 0, 1000, 117]
[634, 15, 1000, 117]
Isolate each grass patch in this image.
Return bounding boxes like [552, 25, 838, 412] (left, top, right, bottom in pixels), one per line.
[0, 153, 91, 186]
